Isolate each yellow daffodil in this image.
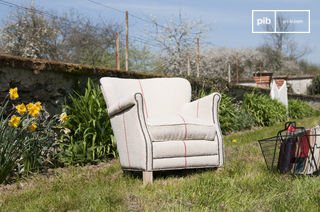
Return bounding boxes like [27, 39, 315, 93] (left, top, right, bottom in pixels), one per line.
[9, 115, 21, 127]
[9, 87, 19, 100]
[59, 112, 69, 123]
[26, 103, 33, 111]
[28, 122, 37, 132]
[27, 103, 40, 117]
[35, 101, 43, 110]
[15, 103, 27, 115]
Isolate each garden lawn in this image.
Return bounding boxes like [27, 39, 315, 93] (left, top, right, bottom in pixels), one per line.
[1, 116, 320, 211]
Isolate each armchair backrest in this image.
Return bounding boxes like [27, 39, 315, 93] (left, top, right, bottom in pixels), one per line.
[100, 77, 191, 118]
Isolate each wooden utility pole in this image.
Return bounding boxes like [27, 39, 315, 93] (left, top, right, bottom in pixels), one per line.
[115, 32, 120, 70]
[228, 63, 231, 83]
[187, 56, 190, 76]
[125, 11, 129, 71]
[196, 38, 200, 78]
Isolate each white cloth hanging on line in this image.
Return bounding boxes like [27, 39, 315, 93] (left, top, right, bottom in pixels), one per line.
[270, 80, 288, 108]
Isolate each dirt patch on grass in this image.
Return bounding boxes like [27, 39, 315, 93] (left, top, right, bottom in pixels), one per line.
[0, 160, 119, 194]
[126, 194, 143, 212]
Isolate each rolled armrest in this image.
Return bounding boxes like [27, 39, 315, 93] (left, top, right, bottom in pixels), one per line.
[108, 94, 136, 117]
[181, 93, 221, 124]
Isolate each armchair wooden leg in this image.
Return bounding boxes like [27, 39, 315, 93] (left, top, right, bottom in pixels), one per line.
[143, 171, 153, 185]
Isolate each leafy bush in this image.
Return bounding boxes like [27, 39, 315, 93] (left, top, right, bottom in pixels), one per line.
[243, 92, 287, 126]
[219, 94, 256, 134]
[307, 75, 320, 95]
[234, 108, 256, 131]
[0, 88, 58, 184]
[219, 94, 238, 134]
[59, 78, 116, 165]
[196, 88, 255, 134]
[288, 99, 315, 119]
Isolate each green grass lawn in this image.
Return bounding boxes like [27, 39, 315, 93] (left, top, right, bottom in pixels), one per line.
[1, 117, 320, 211]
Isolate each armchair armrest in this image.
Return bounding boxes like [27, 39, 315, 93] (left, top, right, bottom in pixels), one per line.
[182, 92, 224, 166]
[107, 94, 136, 117]
[104, 93, 153, 171]
[181, 93, 221, 125]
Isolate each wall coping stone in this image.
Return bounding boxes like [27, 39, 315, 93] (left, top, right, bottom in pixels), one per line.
[0, 53, 163, 78]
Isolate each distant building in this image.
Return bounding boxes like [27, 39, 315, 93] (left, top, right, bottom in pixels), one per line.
[235, 72, 314, 95]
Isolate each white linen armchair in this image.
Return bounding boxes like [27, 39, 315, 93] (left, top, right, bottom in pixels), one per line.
[100, 77, 224, 184]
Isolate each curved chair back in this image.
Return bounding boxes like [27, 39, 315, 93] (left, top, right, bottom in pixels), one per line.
[100, 77, 191, 118]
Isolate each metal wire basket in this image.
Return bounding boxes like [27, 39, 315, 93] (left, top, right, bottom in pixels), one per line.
[258, 122, 320, 175]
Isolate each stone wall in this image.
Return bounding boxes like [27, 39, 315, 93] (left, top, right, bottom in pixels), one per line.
[0, 54, 229, 115]
[1, 53, 318, 115]
[230, 84, 320, 107]
[287, 78, 313, 95]
[237, 75, 314, 95]
[0, 54, 162, 114]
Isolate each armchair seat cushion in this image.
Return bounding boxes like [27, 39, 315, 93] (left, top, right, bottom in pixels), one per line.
[147, 115, 216, 142]
[153, 140, 219, 159]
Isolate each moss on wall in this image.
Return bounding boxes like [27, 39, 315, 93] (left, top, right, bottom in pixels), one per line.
[0, 54, 164, 114]
[2, 54, 319, 115]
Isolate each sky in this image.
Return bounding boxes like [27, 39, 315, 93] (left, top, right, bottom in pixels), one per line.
[0, 0, 319, 65]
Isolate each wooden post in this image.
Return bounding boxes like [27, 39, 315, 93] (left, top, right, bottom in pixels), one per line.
[143, 171, 153, 185]
[196, 38, 200, 78]
[236, 68, 239, 83]
[228, 63, 231, 83]
[115, 32, 120, 70]
[187, 56, 190, 76]
[125, 11, 129, 71]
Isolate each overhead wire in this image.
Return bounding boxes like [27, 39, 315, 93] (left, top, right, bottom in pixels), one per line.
[0, 0, 204, 52]
[0, 0, 113, 33]
[86, 0, 167, 29]
[86, 0, 164, 49]
[0, 0, 163, 50]
[129, 37, 161, 48]
[0, 0, 58, 19]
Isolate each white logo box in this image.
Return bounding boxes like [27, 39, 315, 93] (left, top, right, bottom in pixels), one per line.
[252, 10, 310, 34]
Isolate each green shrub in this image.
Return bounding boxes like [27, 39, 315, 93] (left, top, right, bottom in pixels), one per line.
[234, 107, 256, 131]
[219, 95, 256, 134]
[196, 89, 240, 134]
[288, 99, 315, 119]
[307, 75, 320, 95]
[0, 88, 58, 184]
[219, 94, 238, 134]
[243, 92, 287, 126]
[197, 88, 255, 134]
[59, 78, 116, 165]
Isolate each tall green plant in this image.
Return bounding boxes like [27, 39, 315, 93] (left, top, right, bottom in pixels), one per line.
[59, 78, 116, 165]
[0, 88, 58, 184]
[288, 99, 315, 119]
[219, 94, 239, 134]
[219, 94, 256, 134]
[0, 99, 24, 183]
[307, 75, 320, 95]
[243, 92, 287, 126]
[197, 88, 255, 134]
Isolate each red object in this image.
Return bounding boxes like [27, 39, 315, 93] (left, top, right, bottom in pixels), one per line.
[287, 125, 296, 133]
[299, 130, 310, 158]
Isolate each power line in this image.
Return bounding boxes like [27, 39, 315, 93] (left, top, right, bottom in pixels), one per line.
[0, 0, 164, 50]
[0, 1, 14, 8]
[0, 0, 57, 19]
[86, 0, 167, 29]
[0, 0, 112, 32]
[130, 34, 161, 46]
[130, 39, 159, 49]
[129, 37, 161, 49]
[85, 1, 167, 49]
[87, 0, 124, 13]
